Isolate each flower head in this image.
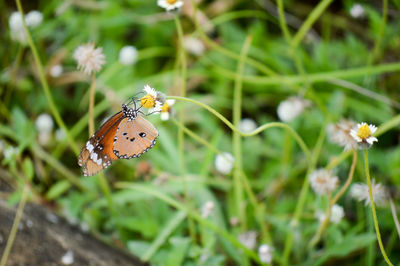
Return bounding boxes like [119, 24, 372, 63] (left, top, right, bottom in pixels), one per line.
[277, 96, 310, 122]
[239, 118, 257, 133]
[350, 122, 378, 149]
[215, 152, 234, 175]
[350, 180, 387, 206]
[350, 4, 365, 18]
[25, 10, 43, 27]
[50, 64, 63, 78]
[316, 204, 345, 224]
[9, 10, 42, 44]
[119, 46, 138, 66]
[160, 99, 175, 121]
[258, 244, 274, 264]
[327, 119, 357, 150]
[310, 169, 339, 195]
[201, 201, 215, 218]
[157, 0, 183, 11]
[183, 36, 205, 56]
[238, 231, 257, 250]
[73, 43, 106, 75]
[140, 85, 162, 112]
[36, 113, 54, 133]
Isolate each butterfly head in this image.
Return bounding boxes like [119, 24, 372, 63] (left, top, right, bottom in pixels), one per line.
[122, 104, 138, 121]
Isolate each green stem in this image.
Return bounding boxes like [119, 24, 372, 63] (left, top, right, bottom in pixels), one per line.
[174, 14, 196, 242]
[15, 0, 79, 155]
[363, 149, 393, 265]
[167, 96, 311, 163]
[233, 35, 252, 229]
[115, 183, 262, 264]
[89, 73, 96, 135]
[310, 150, 357, 248]
[0, 184, 29, 266]
[290, 0, 334, 48]
[171, 118, 272, 243]
[282, 123, 326, 265]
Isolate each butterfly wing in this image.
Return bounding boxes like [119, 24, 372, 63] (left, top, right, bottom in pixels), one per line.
[113, 116, 158, 159]
[78, 112, 123, 176]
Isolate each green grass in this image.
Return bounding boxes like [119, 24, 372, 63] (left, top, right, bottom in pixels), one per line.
[1, 0, 400, 265]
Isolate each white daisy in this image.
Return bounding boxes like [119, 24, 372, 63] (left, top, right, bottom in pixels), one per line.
[160, 99, 175, 121]
[73, 43, 106, 75]
[119, 45, 138, 66]
[350, 180, 387, 206]
[316, 204, 345, 224]
[277, 96, 310, 122]
[350, 4, 365, 18]
[238, 231, 257, 250]
[215, 152, 234, 175]
[157, 0, 184, 11]
[327, 119, 357, 150]
[239, 118, 257, 133]
[350, 122, 378, 149]
[50, 64, 63, 78]
[183, 36, 205, 56]
[310, 169, 339, 195]
[36, 113, 54, 133]
[140, 85, 162, 112]
[258, 244, 274, 264]
[25, 10, 43, 27]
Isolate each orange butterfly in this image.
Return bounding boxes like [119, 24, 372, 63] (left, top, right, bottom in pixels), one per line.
[78, 102, 158, 176]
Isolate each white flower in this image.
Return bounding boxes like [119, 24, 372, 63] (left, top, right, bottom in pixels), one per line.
[327, 119, 357, 150]
[25, 10, 43, 27]
[316, 204, 345, 224]
[201, 201, 215, 218]
[239, 118, 257, 133]
[350, 180, 387, 206]
[50, 64, 63, 78]
[160, 99, 175, 121]
[157, 0, 183, 11]
[238, 231, 257, 250]
[143, 84, 157, 98]
[60, 250, 74, 265]
[55, 128, 66, 141]
[150, 101, 163, 113]
[350, 4, 365, 18]
[4, 146, 18, 160]
[73, 43, 106, 75]
[258, 244, 274, 264]
[119, 46, 138, 66]
[215, 152, 234, 175]
[310, 169, 339, 195]
[350, 122, 378, 149]
[140, 85, 162, 112]
[277, 96, 310, 122]
[9, 10, 42, 44]
[9, 12, 27, 44]
[36, 113, 54, 133]
[183, 36, 205, 56]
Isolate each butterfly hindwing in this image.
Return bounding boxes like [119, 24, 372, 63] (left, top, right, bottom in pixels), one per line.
[78, 112, 123, 176]
[113, 116, 158, 159]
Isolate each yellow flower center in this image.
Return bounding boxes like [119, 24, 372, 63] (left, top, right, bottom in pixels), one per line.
[140, 94, 156, 109]
[167, 0, 177, 4]
[161, 102, 170, 113]
[357, 124, 371, 139]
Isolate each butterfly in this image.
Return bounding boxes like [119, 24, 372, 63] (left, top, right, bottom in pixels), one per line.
[78, 102, 158, 176]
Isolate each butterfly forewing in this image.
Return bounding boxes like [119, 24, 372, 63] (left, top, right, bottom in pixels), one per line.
[113, 116, 158, 159]
[78, 112, 123, 176]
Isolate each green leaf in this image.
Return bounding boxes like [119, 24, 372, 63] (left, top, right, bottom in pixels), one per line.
[166, 237, 191, 266]
[46, 180, 71, 200]
[23, 158, 34, 181]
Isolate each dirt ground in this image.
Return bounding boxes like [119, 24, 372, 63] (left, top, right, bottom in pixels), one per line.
[0, 178, 147, 266]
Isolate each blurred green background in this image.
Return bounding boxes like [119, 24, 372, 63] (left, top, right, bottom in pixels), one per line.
[1, 0, 400, 265]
